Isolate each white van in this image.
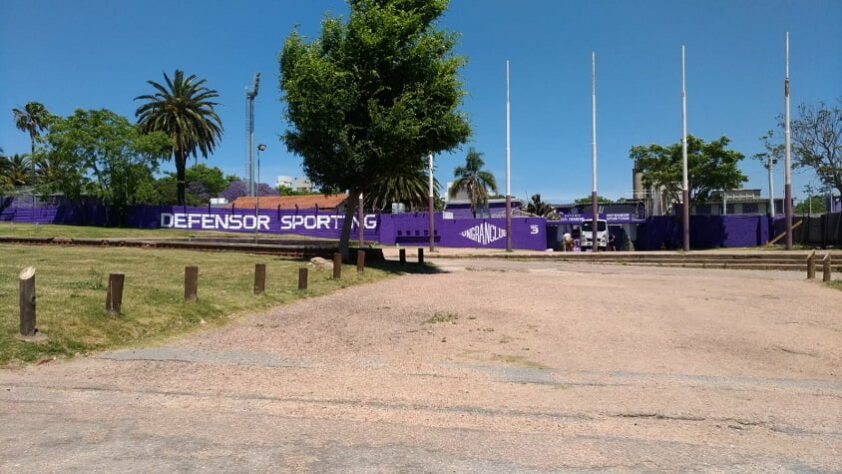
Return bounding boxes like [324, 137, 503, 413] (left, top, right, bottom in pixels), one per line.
[579, 219, 608, 250]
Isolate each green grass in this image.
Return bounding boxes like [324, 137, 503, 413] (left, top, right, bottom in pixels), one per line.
[0, 222, 329, 241]
[423, 312, 459, 324]
[829, 281, 842, 291]
[0, 244, 394, 365]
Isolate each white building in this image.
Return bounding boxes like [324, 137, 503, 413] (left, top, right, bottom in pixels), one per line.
[276, 175, 293, 189]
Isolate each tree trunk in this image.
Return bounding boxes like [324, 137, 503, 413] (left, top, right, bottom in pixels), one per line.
[338, 190, 358, 261]
[176, 149, 186, 205]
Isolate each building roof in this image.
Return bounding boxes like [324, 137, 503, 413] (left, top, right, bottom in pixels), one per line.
[231, 194, 348, 210]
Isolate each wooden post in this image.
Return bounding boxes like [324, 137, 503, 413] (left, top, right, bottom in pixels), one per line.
[333, 252, 342, 280]
[106, 273, 125, 316]
[823, 254, 832, 282]
[298, 267, 308, 290]
[254, 263, 266, 295]
[19, 267, 36, 337]
[399, 248, 406, 264]
[184, 265, 198, 302]
[418, 248, 424, 264]
[807, 251, 816, 279]
[357, 249, 365, 273]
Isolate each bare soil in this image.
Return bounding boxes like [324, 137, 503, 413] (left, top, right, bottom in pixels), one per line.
[1, 259, 840, 472]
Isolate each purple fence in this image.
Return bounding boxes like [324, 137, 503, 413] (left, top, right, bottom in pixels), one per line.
[635, 215, 772, 250]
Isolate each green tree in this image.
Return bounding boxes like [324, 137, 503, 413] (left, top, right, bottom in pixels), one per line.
[795, 195, 826, 215]
[790, 99, 842, 200]
[630, 135, 747, 209]
[280, 0, 471, 257]
[12, 102, 53, 163]
[525, 194, 559, 219]
[574, 195, 612, 204]
[41, 109, 171, 219]
[448, 147, 497, 217]
[366, 168, 441, 212]
[2, 154, 33, 186]
[135, 70, 223, 205]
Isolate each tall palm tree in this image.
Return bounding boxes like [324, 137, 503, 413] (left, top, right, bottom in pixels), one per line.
[12, 102, 52, 159]
[448, 147, 498, 217]
[135, 70, 223, 204]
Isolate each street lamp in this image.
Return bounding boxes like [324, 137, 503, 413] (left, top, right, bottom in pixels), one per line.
[255, 144, 267, 240]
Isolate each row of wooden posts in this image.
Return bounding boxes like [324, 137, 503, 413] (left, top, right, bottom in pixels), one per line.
[18, 247, 428, 338]
[806, 251, 833, 282]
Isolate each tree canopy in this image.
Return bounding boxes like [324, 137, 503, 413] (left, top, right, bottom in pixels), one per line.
[790, 98, 842, 199]
[279, 0, 471, 255]
[630, 135, 747, 208]
[41, 108, 171, 219]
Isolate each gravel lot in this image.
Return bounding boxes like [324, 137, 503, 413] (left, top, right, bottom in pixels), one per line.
[1, 259, 840, 472]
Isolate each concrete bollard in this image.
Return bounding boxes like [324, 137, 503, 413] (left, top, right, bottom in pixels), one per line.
[357, 250, 365, 273]
[333, 253, 342, 280]
[106, 273, 125, 316]
[823, 254, 832, 282]
[19, 267, 36, 336]
[807, 251, 816, 279]
[399, 248, 406, 264]
[418, 248, 424, 264]
[184, 265, 198, 302]
[254, 263, 266, 295]
[298, 267, 308, 290]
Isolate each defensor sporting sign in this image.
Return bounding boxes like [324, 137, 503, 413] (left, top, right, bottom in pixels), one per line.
[160, 212, 377, 231]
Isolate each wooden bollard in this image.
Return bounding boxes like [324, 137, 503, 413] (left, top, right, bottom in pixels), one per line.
[298, 267, 308, 290]
[106, 273, 125, 316]
[254, 263, 266, 295]
[399, 248, 406, 264]
[19, 266, 36, 337]
[418, 248, 424, 264]
[807, 251, 816, 279]
[333, 252, 342, 280]
[823, 254, 832, 282]
[357, 250, 365, 273]
[184, 265, 198, 301]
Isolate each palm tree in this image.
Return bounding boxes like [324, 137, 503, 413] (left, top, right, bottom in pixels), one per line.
[3, 154, 33, 186]
[135, 70, 223, 205]
[448, 147, 498, 217]
[12, 102, 52, 194]
[366, 167, 441, 212]
[524, 194, 559, 219]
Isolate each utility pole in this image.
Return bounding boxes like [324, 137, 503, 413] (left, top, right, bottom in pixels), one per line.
[246, 73, 261, 197]
[505, 60, 512, 252]
[784, 32, 793, 249]
[766, 156, 776, 216]
[358, 192, 364, 246]
[591, 52, 599, 253]
[428, 153, 435, 252]
[681, 46, 690, 252]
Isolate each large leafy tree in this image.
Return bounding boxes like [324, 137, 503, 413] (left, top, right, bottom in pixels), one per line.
[280, 0, 471, 257]
[630, 135, 747, 210]
[135, 70, 223, 205]
[790, 99, 842, 199]
[448, 147, 497, 217]
[41, 109, 170, 220]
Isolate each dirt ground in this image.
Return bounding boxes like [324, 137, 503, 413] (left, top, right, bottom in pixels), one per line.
[1, 259, 841, 472]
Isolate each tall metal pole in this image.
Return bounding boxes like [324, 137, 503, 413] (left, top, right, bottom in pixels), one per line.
[681, 46, 690, 252]
[767, 156, 776, 216]
[591, 52, 599, 253]
[246, 73, 260, 197]
[784, 32, 793, 249]
[505, 60, 512, 252]
[428, 153, 435, 252]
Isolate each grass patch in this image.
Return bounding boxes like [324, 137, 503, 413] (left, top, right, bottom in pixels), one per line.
[492, 354, 550, 370]
[0, 222, 329, 241]
[828, 281, 842, 291]
[0, 244, 393, 365]
[424, 312, 459, 324]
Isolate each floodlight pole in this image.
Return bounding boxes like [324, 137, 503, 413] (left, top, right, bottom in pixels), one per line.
[246, 73, 261, 197]
[784, 32, 793, 249]
[428, 153, 435, 252]
[681, 46, 690, 252]
[591, 52, 599, 253]
[505, 60, 512, 252]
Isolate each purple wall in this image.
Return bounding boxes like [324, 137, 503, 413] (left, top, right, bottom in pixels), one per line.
[636, 215, 771, 250]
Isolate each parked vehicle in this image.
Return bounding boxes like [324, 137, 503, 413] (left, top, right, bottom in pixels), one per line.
[579, 219, 608, 250]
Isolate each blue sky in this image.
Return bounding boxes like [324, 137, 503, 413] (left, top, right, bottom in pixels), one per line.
[2, 0, 840, 203]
